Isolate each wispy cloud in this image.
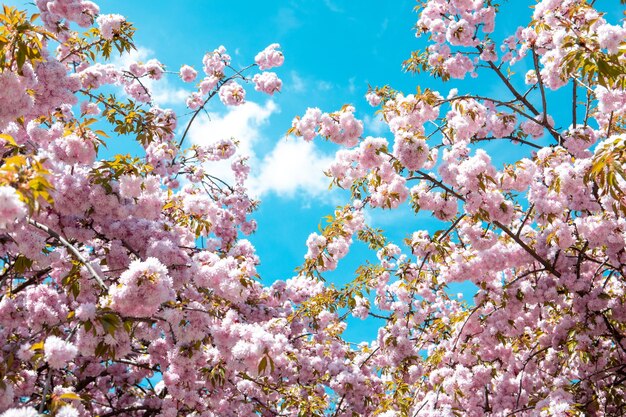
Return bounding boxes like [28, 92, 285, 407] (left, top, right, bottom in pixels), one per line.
[316, 80, 333, 91]
[363, 114, 389, 136]
[188, 100, 277, 156]
[151, 81, 189, 106]
[348, 77, 357, 95]
[323, 0, 344, 13]
[289, 71, 306, 93]
[287, 71, 337, 96]
[274, 8, 301, 36]
[377, 18, 389, 38]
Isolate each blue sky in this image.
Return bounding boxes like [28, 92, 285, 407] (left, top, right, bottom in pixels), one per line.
[7, 0, 622, 342]
[92, 0, 430, 283]
[100, 0, 464, 343]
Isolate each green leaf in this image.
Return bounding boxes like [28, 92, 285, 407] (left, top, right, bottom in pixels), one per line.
[59, 392, 82, 401]
[258, 356, 267, 374]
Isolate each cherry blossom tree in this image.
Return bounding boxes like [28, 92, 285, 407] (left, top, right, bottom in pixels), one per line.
[0, 0, 625, 416]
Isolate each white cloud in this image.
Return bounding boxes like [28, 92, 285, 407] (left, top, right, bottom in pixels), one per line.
[109, 47, 337, 201]
[363, 114, 389, 136]
[348, 77, 356, 94]
[151, 80, 189, 106]
[289, 71, 306, 93]
[317, 80, 333, 91]
[186, 100, 277, 184]
[287, 72, 335, 96]
[111, 45, 149, 68]
[185, 100, 336, 199]
[377, 18, 389, 38]
[188, 100, 277, 156]
[248, 137, 334, 199]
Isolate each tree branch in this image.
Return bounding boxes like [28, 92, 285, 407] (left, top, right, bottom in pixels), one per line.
[407, 173, 561, 277]
[26, 218, 108, 290]
[572, 79, 577, 127]
[532, 49, 548, 125]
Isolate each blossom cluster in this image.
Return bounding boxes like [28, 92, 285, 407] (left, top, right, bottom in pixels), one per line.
[180, 44, 284, 109]
[0, 0, 625, 416]
[291, 105, 363, 147]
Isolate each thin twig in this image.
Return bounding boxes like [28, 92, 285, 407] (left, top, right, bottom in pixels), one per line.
[408, 171, 463, 200]
[38, 368, 53, 413]
[494, 220, 561, 278]
[471, 135, 543, 150]
[26, 219, 108, 290]
[407, 172, 561, 277]
[9, 267, 52, 296]
[532, 49, 548, 125]
[177, 63, 256, 150]
[479, 46, 539, 116]
[516, 204, 535, 237]
[572, 79, 577, 127]
[441, 94, 562, 143]
[332, 394, 347, 417]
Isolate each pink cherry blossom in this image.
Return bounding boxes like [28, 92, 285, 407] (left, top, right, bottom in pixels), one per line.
[365, 92, 382, 106]
[254, 43, 284, 70]
[252, 71, 282, 95]
[0, 186, 27, 229]
[96, 13, 125, 39]
[218, 81, 246, 106]
[0, 0, 625, 416]
[109, 257, 174, 317]
[44, 335, 78, 369]
[179, 64, 198, 83]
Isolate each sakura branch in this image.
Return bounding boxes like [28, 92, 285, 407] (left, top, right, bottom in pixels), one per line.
[0, 0, 625, 416]
[26, 218, 108, 290]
